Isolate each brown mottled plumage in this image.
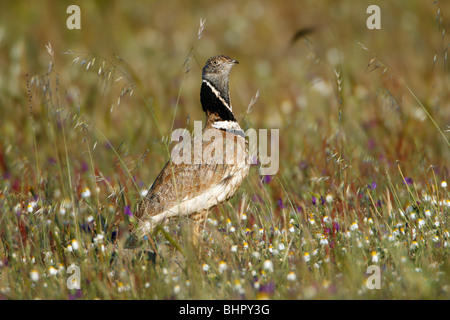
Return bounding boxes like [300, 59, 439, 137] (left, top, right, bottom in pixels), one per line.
[133, 55, 249, 243]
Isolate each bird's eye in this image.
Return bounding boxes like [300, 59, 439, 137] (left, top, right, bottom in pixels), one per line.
[212, 59, 219, 66]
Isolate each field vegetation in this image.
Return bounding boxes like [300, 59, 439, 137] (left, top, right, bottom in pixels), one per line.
[0, 0, 449, 299]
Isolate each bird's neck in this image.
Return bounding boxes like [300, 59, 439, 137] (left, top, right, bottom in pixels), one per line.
[201, 78, 236, 123]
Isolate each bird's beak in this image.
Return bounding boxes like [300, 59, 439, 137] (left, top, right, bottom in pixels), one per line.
[230, 59, 239, 65]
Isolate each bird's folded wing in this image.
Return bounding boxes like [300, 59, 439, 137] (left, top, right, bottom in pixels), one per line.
[136, 160, 228, 220]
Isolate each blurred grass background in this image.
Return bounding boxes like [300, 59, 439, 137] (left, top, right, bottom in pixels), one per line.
[0, 0, 449, 299]
[1, 0, 449, 181]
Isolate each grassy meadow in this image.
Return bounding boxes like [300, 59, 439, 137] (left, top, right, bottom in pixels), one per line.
[0, 0, 449, 299]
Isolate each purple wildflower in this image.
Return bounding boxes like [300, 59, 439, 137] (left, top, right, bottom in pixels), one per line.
[298, 161, 308, 170]
[367, 138, 376, 150]
[47, 157, 57, 165]
[68, 289, 83, 300]
[124, 205, 133, 217]
[277, 198, 286, 209]
[320, 196, 325, 206]
[81, 161, 89, 173]
[368, 182, 377, 189]
[334, 222, 340, 232]
[259, 281, 276, 295]
[404, 177, 413, 185]
[262, 175, 273, 184]
[312, 196, 317, 206]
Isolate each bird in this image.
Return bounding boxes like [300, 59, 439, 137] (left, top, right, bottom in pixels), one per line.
[131, 55, 250, 245]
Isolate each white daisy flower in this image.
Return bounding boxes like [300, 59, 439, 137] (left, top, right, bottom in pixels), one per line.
[218, 261, 227, 273]
[30, 269, 39, 282]
[418, 219, 425, 228]
[287, 271, 297, 281]
[263, 260, 274, 272]
[48, 266, 58, 276]
[371, 251, 379, 263]
[303, 252, 310, 262]
[71, 239, 79, 251]
[81, 187, 91, 199]
[27, 201, 37, 213]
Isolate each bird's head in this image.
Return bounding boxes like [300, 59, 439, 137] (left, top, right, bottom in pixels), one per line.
[202, 55, 239, 84]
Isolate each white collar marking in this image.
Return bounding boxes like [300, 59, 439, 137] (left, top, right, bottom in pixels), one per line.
[212, 121, 245, 137]
[202, 79, 233, 113]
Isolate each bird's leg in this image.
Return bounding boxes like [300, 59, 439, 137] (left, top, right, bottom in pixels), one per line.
[189, 210, 208, 247]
